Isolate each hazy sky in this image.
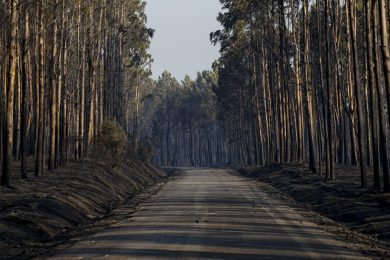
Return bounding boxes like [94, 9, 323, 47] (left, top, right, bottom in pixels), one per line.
[145, 0, 222, 81]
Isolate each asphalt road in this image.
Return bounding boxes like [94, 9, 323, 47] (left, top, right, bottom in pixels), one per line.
[50, 169, 369, 259]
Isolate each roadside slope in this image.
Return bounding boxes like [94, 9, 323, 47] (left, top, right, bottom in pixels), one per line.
[0, 159, 166, 260]
[238, 164, 390, 245]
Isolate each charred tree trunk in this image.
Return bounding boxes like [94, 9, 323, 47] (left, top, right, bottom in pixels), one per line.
[2, 0, 18, 186]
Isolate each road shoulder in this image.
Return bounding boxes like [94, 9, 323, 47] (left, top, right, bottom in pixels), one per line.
[235, 168, 390, 259]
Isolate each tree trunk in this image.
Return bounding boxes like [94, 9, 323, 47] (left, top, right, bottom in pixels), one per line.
[2, 0, 18, 186]
[35, 0, 45, 176]
[49, 0, 58, 171]
[366, 0, 381, 191]
[375, 0, 390, 192]
[325, 0, 335, 180]
[21, 10, 30, 180]
[378, 0, 390, 136]
[87, 1, 95, 148]
[303, 0, 317, 174]
[349, 0, 368, 188]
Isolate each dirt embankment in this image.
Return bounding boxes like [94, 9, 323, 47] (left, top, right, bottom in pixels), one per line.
[0, 159, 166, 260]
[238, 164, 390, 246]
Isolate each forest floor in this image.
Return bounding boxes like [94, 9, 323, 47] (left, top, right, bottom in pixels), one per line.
[0, 158, 168, 260]
[238, 164, 390, 248]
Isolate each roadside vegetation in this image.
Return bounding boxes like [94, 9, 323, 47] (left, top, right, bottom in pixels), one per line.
[209, 0, 390, 193]
[0, 2, 165, 258]
[215, 1, 390, 246]
[0, 0, 154, 186]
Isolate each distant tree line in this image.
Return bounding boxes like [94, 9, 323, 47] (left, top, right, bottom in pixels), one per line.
[137, 71, 229, 167]
[0, 0, 153, 186]
[211, 0, 390, 192]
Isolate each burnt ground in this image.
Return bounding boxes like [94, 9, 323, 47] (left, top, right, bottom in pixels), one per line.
[238, 164, 390, 248]
[0, 158, 167, 260]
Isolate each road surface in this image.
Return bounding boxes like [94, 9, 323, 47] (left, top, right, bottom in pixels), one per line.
[50, 169, 369, 259]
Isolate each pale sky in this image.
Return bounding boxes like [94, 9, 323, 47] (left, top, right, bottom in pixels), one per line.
[145, 0, 222, 81]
